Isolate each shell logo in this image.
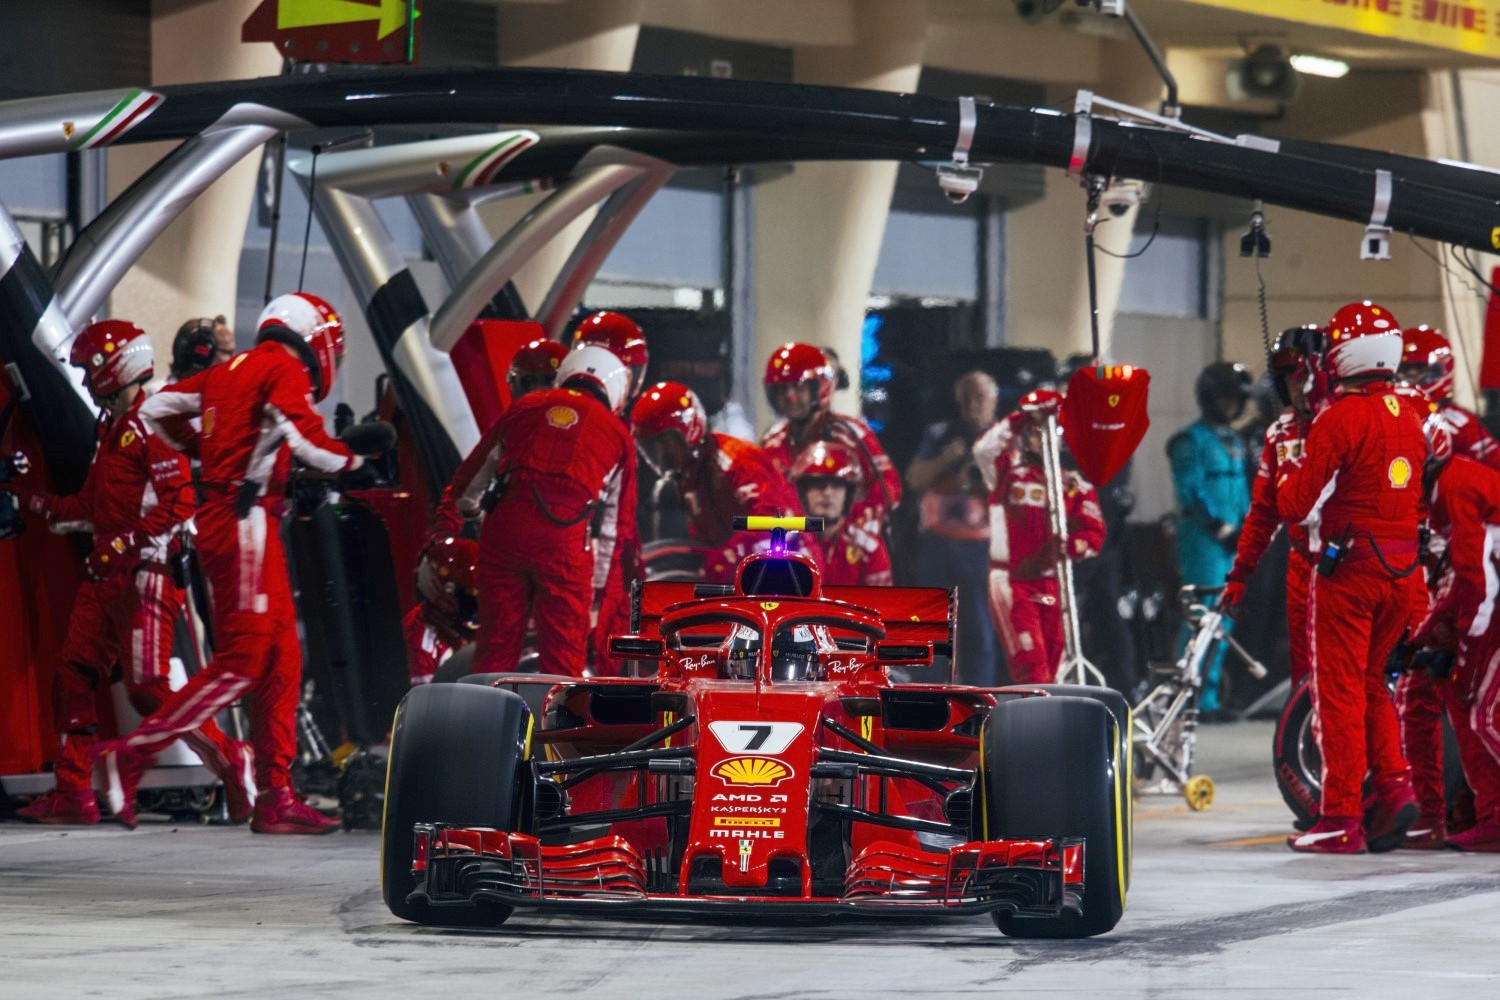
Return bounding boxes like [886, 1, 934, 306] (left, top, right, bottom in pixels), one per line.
[1388, 456, 1413, 489]
[712, 756, 792, 787]
[547, 405, 579, 429]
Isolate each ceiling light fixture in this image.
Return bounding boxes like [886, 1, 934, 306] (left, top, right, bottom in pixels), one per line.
[1289, 53, 1351, 79]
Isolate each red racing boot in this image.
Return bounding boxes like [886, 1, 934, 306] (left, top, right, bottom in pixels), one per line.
[250, 786, 340, 835]
[94, 742, 151, 830]
[16, 788, 101, 825]
[1399, 815, 1446, 850]
[218, 741, 257, 825]
[1288, 816, 1366, 854]
[1446, 815, 1500, 852]
[1365, 778, 1420, 853]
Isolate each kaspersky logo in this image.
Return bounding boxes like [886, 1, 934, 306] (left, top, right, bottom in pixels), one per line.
[712, 756, 792, 787]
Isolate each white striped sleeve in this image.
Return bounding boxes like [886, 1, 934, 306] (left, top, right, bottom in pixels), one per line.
[265, 404, 350, 473]
[138, 390, 202, 451]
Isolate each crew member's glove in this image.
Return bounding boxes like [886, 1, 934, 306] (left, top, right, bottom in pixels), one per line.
[86, 531, 139, 581]
[1219, 578, 1247, 618]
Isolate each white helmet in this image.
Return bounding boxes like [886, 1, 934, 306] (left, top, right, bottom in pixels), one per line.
[1326, 331, 1401, 381]
[556, 344, 630, 414]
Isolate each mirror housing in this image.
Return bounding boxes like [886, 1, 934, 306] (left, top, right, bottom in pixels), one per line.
[874, 640, 934, 666]
[609, 636, 666, 660]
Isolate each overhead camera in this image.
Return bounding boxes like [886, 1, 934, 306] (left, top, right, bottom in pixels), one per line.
[936, 163, 984, 204]
[1099, 179, 1148, 217]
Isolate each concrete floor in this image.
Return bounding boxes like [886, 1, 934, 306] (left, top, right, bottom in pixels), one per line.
[5, 721, 1500, 1000]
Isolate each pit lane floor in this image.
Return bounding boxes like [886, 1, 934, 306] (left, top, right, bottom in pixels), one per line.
[4, 721, 1500, 1000]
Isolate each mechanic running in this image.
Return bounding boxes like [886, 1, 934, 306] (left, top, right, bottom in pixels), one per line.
[12, 320, 254, 825]
[97, 292, 381, 834]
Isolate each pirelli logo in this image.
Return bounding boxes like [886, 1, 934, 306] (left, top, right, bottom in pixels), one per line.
[713, 816, 781, 829]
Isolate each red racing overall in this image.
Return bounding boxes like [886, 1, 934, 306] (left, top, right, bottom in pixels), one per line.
[762, 411, 901, 535]
[685, 434, 824, 583]
[1278, 383, 1427, 823]
[134, 343, 356, 793]
[449, 387, 632, 676]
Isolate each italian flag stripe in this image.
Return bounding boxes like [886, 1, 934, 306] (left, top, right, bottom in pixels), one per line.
[453, 131, 537, 190]
[72, 90, 163, 150]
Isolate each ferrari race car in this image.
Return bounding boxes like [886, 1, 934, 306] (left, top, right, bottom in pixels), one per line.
[381, 518, 1132, 938]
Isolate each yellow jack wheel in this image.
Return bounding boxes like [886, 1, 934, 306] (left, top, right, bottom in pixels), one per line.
[1184, 774, 1215, 811]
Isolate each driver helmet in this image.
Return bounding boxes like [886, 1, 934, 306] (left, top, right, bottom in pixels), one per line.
[721, 625, 762, 681]
[771, 624, 819, 682]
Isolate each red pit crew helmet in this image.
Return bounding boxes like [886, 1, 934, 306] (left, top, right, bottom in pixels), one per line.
[70, 319, 154, 399]
[573, 311, 648, 397]
[631, 381, 708, 477]
[508, 338, 569, 399]
[764, 342, 836, 413]
[1017, 388, 1064, 419]
[416, 536, 481, 640]
[257, 291, 345, 402]
[1324, 300, 1401, 381]
[1400, 326, 1455, 403]
[791, 440, 867, 518]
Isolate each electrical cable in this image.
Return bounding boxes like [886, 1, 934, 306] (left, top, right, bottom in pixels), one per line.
[1094, 138, 1166, 260]
[297, 147, 320, 294]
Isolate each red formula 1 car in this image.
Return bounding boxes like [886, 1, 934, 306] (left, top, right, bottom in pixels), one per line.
[381, 518, 1132, 938]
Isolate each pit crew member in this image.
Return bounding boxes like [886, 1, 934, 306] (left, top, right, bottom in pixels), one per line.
[1407, 447, 1500, 851]
[1168, 361, 1253, 713]
[760, 342, 901, 530]
[570, 313, 649, 672]
[447, 346, 634, 677]
[793, 441, 891, 586]
[632, 381, 822, 582]
[1221, 326, 1322, 686]
[974, 390, 1105, 686]
[1400, 325, 1500, 469]
[1277, 302, 1425, 854]
[402, 536, 480, 685]
[100, 292, 364, 834]
[13, 320, 253, 825]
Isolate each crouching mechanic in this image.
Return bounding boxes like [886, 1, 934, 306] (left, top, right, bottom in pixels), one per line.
[632, 382, 822, 582]
[447, 346, 634, 677]
[1403, 443, 1500, 852]
[792, 441, 891, 586]
[13, 320, 253, 824]
[974, 390, 1105, 686]
[402, 536, 480, 685]
[98, 292, 368, 834]
[1221, 326, 1322, 686]
[1277, 304, 1426, 853]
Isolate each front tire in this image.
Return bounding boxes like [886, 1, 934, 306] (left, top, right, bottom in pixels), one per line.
[381, 683, 531, 925]
[981, 696, 1127, 939]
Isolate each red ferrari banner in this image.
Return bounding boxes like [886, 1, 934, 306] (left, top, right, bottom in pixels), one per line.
[1061, 364, 1151, 486]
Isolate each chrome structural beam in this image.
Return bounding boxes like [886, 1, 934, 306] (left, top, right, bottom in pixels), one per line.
[428, 161, 651, 353]
[286, 174, 480, 483]
[534, 155, 674, 339]
[54, 119, 289, 330]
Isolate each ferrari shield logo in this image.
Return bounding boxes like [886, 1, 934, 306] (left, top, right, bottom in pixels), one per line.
[546, 405, 579, 428]
[119, 429, 137, 447]
[1384, 396, 1401, 417]
[739, 840, 753, 872]
[1491, 227, 1500, 251]
[759, 601, 779, 611]
[1108, 394, 1120, 407]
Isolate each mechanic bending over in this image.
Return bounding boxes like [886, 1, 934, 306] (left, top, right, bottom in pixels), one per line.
[402, 536, 480, 686]
[761, 342, 901, 540]
[447, 346, 635, 678]
[973, 389, 1105, 687]
[632, 381, 824, 584]
[571, 312, 650, 674]
[1220, 326, 1324, 687]
[1277, 301, 1427, 854]
[11, 320, 254, 826]
[793, 440, 891, 587]
[98, 292, 378, 835]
